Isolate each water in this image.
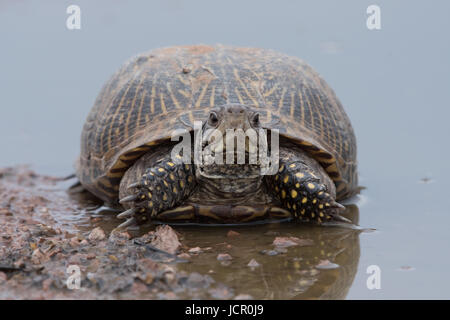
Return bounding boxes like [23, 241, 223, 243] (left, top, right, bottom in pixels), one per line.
[1, 0, 450, 299]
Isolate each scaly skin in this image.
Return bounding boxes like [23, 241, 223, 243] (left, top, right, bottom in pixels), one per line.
[266, 155, 345, 224]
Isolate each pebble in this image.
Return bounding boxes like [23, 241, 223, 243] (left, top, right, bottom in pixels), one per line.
[88, 227, 106, 241]
[227, 230, 240, 237]
[0, 271, 7, 283]
[31, 248, 46, 265]
[149, 225, 181, 255]
[177, 253, 191, 260]
[260, 249, 279, 256]
[217, 253, 232, 261]
[247, 259, 260, 268]
[315, 259, 339, 270]
[273, 236, 313, 248]
[188, 247, 203, 254]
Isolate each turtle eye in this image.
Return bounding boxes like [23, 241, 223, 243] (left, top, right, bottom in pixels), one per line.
[208, 112, 219, 126]
[251, 113, 260, 127]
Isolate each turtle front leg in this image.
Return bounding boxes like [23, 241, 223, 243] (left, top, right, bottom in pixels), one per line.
[117, 154, 196, 228]
[265, 153, 347, 224]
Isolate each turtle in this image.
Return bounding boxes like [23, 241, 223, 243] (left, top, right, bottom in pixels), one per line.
[76, 45, 358, 228]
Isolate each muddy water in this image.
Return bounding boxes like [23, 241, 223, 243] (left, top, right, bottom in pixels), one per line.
[1, 1, 450, 299]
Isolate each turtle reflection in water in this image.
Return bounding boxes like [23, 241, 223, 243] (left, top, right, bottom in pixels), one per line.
[75, 45, 358, 227]
[178, 205, 361, 299]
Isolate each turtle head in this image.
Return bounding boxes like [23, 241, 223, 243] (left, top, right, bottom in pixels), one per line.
[204, 104, 261, 134]
[197, 104, 265, 191]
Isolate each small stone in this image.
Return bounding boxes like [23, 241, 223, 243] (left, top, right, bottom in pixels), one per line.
[220, 260, 232, 267]
[69, 237, 80, 247]
[0, 271, 7, 283]
[274, 247, 288, 253]
[247, 259, 260, 268]
[88, 227, 106, 241]
[273, 236, 313, 248]
[227, 230, 240, 237]
[42, 278, 52, 291]
[109, 255, 119, 263]
[39, 207, 48, 213]
[260, 249, 279, 256]
[131, 280, 148, 294]
[188, 247, 203, 254]
[209, 285, 234, 299]
[185, 272, 213, 289]
[177, 253, 191, 260]
[86, 253, 96, 260]
[217, 253, 232, 261]
[149, 225, 181, 255]
[315, 259, 339, 269]
[31, 248, 46, 265]
[234, 294, 254, 300]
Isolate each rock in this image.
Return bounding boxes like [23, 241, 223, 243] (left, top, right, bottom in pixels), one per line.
[185, 272, 213, 289]
[227, 230, 240, 237]
[149, 225, 181, 255]
[131, 280, 148, 294]
[86, 253, 96, 260]
[260, 249, 279, 256]
[209, 285, 234, 299]
[315, 259, 339, 269]
[217, 253, 232, 261]
[177, 253, 191, 260]
[188, 247, 203, 254]
[42, 278, 52, 291]
[0, 271, 7, 284]
[31, 248, 47, 265]
[69, 237, 80, 247]
[88, 227, 106, 241]
[273, 236, 313, 248]
[247, 259, 260, 268]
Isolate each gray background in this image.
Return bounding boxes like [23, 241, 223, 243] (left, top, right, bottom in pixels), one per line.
[1, 0, 449, 298]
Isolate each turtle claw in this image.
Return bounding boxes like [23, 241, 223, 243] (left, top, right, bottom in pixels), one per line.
[127, 182, 142, 189]
[117, 208, 136, 219]
[119, 194, 138, 204]
[332, 213, 351, 223]
[329, 201, 345, 210]
[117, 217, 136, 229]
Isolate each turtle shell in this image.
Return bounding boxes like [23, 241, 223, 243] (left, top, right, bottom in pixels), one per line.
[76, 45, 357, 204]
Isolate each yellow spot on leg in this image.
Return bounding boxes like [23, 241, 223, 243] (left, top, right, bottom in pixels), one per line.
[295, 172, 304, 179]
[291, 190, 298, 198]
[281, 190, 286, 199]
[302, 197, 308, 204]
[307, 183, 316, 190]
